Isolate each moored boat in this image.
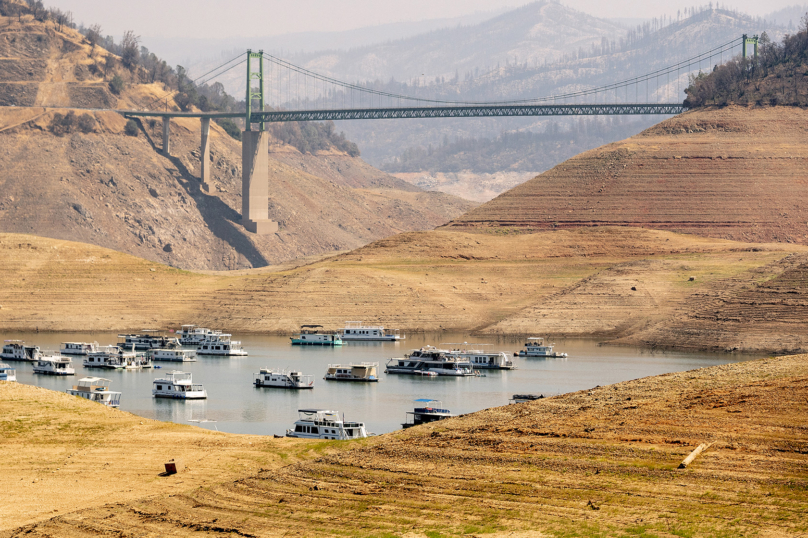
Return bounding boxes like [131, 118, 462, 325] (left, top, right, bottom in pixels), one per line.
[33, 355, 75, 376]
[152, 371, 207, 399]
[0, 363, 16, 382]
[254, 369, 314, 389]
[518, 337, 567, 358]
[291, 325, 343, 346]
[341, 321, 404, 342]
[65, 377, 121, 407]
[0, 340, 41, 361]
[403, 399, 455, 428]
[443, 343, 517, 370]
[285, 409, 369, 440]
[324, 362, 379, 382]
[177, 325, 221, 346]
[151, 348, 197, 362]
[196, 333, 248, 356]
[59, 342, 99, 355]
[385, 346, 474, 376]
[83, 345, 138, 368]
[119, 332, 182, 351]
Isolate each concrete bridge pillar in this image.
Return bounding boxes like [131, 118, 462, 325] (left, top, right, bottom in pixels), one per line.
[162, 116, 171, 156]
[200, 117, 211, 193]
[241, 130, 278, 234]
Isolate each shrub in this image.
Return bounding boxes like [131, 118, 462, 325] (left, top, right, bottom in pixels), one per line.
[109, 74, 124, 95]
[124, 119, 139, 136]
[77, 113, 96, 133]
[49, 111, 77, 136]
[215, 118, 241, 141]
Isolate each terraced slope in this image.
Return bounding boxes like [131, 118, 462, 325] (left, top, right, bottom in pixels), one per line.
[5, 355, 807, 536]
[446, 106, 808, 245]
[3, 229, 808, 354]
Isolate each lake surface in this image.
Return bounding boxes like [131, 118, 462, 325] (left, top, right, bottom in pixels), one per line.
[3, 331, 762, 436]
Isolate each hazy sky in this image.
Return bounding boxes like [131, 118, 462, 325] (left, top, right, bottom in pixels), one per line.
[49, 0, 800, 39]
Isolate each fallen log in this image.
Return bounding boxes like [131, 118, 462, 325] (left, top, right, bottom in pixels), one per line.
[678, 442, 713, 469]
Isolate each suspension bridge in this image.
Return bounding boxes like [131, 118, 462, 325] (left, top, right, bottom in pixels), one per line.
[123, 34, 757, 234]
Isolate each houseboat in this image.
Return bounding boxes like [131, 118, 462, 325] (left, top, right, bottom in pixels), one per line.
[443, 343, 517, 370]
[177, 325, 221, 346]
[33, 355, 75, 376]
[83, 345, 138, 368]
[403, 399, 455, 428]
[60, 342, 99, 355]
[285, 409, 369, 440]
[0, 363, 16, 382]
[152, 371, 207, 399]
[65, 377, 121, 407]
[196, 333, 248, 356]
[518, 338, 568, 358]
[0, 340, 41, 361]
[341, 321, 404, 342]
[106, 354, 152, 370]
[151, 348, 197, 362]
[254, 369, 314, 389]
[385, 346, 474, 376]
[118, 332, 182, 351]
[291, 325, 343, 346]
[324, 362, 379, 382]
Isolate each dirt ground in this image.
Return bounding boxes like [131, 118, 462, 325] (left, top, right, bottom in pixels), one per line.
[2, 227, 808, 354]
[2, 354, 806, 536]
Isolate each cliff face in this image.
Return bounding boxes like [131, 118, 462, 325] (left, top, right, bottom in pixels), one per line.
[446, 106, 808, 246]
[0, 14, 475, 270]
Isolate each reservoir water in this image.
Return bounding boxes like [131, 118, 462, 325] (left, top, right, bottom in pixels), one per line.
[4, 331, 763, 436]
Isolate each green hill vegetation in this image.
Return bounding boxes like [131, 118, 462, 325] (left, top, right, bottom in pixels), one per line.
[685, 20, 808, 106]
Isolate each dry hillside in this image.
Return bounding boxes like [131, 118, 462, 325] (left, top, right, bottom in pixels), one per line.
[0, 12, 475, 270]
[3, 228, 808, 354]
[3, 354, 806, 536]
[446, 106, 808, 245]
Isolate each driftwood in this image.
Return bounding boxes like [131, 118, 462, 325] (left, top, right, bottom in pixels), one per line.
[678, 442, 713, 469]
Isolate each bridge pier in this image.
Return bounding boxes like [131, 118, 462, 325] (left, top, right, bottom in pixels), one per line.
[200, 117, 211, 193]
[241, 130, 278, 234]
[162, 117, 171, 156]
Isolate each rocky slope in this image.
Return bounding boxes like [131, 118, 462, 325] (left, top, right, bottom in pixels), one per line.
[0, 13, 475, 270]
[446, 106, 808, 245]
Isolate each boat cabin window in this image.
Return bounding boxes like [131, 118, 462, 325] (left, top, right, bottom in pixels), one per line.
[295, 425, 304, 433]
[156, 385, 162, 390]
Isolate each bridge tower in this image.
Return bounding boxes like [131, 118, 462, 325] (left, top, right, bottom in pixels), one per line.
[742, 34, 759, 59]
[241, 49, 277, 234]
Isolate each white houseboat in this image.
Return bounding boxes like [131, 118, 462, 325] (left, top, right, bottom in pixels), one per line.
[119, 333, 182, 351]
[65, 377, 121, 407]
[83, 345, 138, 368]
[285, 409, 369, 440]
[177, 325, 221, 346]
[291, 325, 343, 346]
[152, 371, 207, 399]
[33, 355, 75, 376]
[324, 362, 379, 382]
[341, 321, 404, 342]
[59, 342, 99, 356]
[518, 338, 568, 358]
[254, 369, 314, 389]
[151, 348, 197, 362]
[0, 363, 16, 382]
[1, 340, 41, 361]
[196, 333, 248, 356]
[403, 399, 455, 428]
[385, 346, 474, 376]
[443, 343, 517, 370]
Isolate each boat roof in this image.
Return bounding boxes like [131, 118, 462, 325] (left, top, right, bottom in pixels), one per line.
[414, 398, 438, 402]
[0, 363, 12, 368]
[298, 408, 337, 414]
[77, 377, 111, 384]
